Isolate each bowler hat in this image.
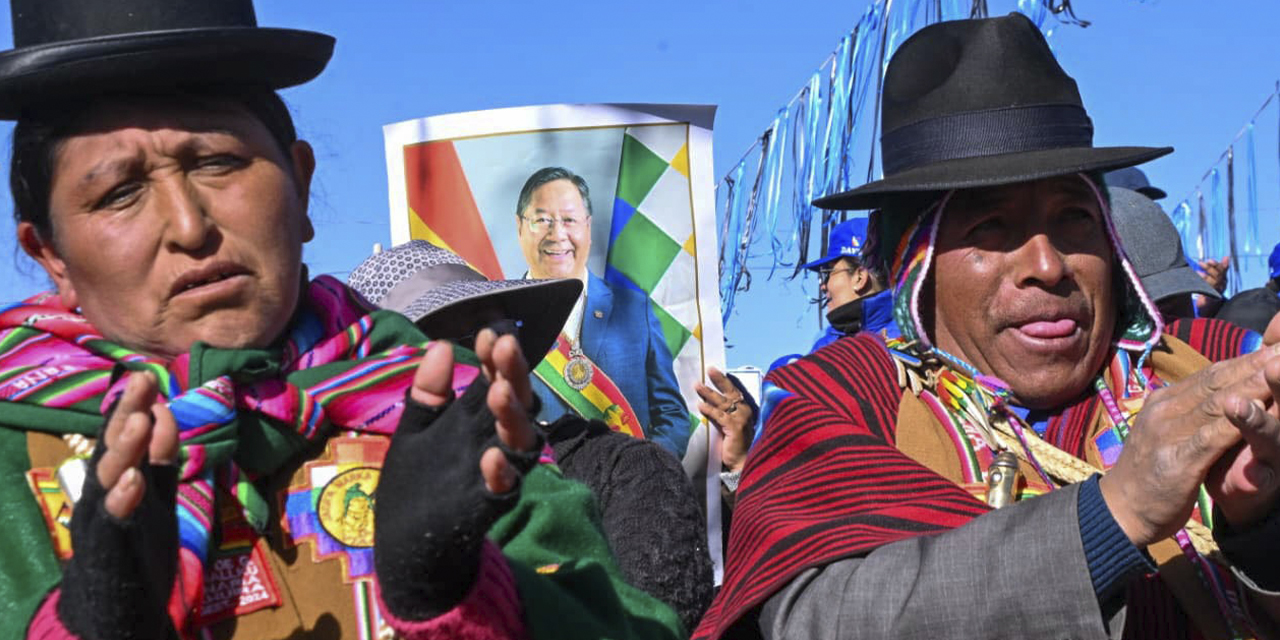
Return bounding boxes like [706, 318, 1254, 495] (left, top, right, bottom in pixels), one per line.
[815, 13, 1171, 211]
[0, 0, 334, 119]
[348, 241, 583, 366]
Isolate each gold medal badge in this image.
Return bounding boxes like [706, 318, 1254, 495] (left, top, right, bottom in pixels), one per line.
[564, 346, 593, 391]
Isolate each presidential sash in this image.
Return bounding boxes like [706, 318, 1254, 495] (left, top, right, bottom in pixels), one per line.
[534, 334, 644, 438]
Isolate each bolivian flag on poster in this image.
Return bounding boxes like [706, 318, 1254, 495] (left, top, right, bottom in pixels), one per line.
[383, 104, 726, 578]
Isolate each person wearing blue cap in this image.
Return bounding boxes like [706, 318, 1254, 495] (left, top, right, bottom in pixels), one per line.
[1215, 243, 1280, 333]
[695, 219, 896, 508]
[803, 217, 895, 351]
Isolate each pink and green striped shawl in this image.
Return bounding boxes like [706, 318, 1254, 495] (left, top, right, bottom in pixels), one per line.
[0, 275, 478, 634]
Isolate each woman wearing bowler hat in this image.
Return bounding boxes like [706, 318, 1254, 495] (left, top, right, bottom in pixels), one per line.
[0, 1, 682, 638]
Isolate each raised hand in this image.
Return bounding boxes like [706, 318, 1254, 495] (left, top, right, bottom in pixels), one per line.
[58, 372, 180, 639]
[473, 327, 540, 493]
[375, 333, 543, 621]
[96, 373, 180, 518]
[1100, 345, 1280, 547]
[1197, 256, 1230, 294]
[696, 368, 757, 473]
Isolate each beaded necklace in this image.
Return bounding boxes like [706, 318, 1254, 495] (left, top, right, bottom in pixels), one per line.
[886, 337, 1243, 637]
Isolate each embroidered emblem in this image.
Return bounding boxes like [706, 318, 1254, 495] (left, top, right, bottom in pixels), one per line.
[195, 540, 282, 626]
[25, 467, 73, 560]
[193, 487, 283, 626]
[282, 434, 388, 583]
[317, 467, 379, 548]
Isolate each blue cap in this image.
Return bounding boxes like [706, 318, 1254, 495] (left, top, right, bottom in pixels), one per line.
[801, 218, 869, 271]
[767, 353, 802, 373]
[1270, 243, 1280, 280]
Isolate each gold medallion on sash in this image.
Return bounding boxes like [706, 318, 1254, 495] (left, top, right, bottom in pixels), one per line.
[564, 343, 593, 390]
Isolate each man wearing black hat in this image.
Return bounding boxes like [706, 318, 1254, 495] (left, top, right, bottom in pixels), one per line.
[697, 14, 1280, 640]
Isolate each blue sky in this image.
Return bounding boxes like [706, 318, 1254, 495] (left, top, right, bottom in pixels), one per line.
[1, 0, 1278, 370]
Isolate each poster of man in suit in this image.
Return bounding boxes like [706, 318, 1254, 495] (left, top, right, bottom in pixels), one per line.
[382, 103, 724, 469]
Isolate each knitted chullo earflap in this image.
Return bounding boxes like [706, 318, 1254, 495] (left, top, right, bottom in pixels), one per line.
[884, 174, 1164, 357]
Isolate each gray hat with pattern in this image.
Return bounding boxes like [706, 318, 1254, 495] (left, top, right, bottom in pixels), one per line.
[348, 240, 582, 363]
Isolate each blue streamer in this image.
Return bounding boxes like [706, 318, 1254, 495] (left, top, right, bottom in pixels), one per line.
[943, 0, 972, 19]
[850, 4, 884, 183]
[790, 73, 824, 276]
[1018, 0, 1049, 28]
[720, 160, 749, 325]
[713, 0, 1086, 334]
[761, 107, 791, 278]
[1170, 201, 1194, 254]
[820, 34, 853, 200]
[1197, 191, 1208, 261]
[1226, 146, 1241, 296]
[1209, 169, 1229, 265]
[885, 0, 925, 69]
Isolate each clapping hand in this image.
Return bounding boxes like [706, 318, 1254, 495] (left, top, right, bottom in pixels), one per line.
[58, 372, 180, 639]
[374, 330, 543, 621]
[1100, 316, 1280, 547]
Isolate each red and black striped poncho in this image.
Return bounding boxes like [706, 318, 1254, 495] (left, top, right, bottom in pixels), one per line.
[694, 317, 1257, 640]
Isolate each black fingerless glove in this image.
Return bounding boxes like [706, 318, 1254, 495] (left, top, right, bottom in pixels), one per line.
[57, 420, 179, 640]
[374, 376, 543, 621]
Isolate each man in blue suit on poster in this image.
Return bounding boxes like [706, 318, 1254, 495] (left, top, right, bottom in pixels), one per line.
[515, 166, 690, 457]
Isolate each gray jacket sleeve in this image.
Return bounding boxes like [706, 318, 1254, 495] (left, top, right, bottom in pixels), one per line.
[759, 483, 1127, 640]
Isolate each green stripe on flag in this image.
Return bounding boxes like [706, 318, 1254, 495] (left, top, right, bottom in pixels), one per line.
[651, 301, 692, 357]
[610, 212, 680, 292]
[615, 135, 669, 207]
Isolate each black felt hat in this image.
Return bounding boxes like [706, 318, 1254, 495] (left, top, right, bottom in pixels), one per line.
[815, 13, 1172, 211]
[0, 0, 334, 119]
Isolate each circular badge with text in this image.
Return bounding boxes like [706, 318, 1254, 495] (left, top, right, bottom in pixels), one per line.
[316, 467, 380, 548]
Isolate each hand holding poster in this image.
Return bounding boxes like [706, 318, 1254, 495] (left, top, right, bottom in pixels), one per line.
[383, 103, 726, 578]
